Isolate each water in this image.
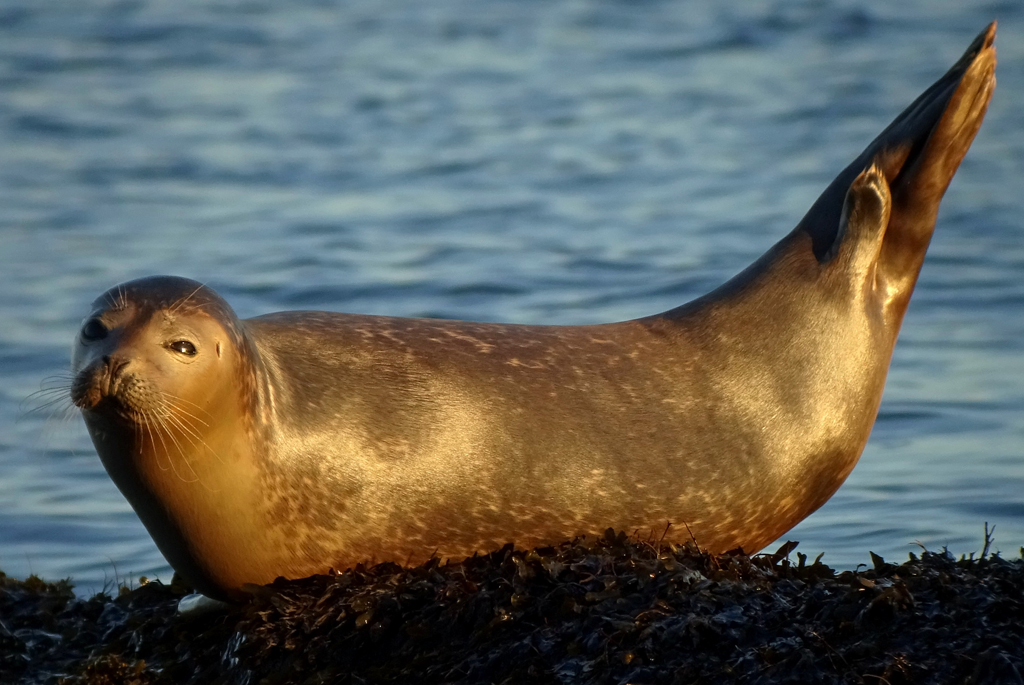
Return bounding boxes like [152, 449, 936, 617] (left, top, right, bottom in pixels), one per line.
[1, 0, 1022, 594]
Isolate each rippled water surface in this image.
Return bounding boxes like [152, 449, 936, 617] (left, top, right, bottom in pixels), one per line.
[1, 0, 1022, 593]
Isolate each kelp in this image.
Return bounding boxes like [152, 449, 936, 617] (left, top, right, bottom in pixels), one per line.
[3, 530, 1023, 684]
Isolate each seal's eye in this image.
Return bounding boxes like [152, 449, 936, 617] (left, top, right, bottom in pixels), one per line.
[169, 340, 197, 356]
[81, 318, 107, 341]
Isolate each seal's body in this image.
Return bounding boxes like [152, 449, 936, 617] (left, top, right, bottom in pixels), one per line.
[72, 26, 996, 600]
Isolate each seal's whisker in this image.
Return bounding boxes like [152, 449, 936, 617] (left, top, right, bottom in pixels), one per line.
[60, 403, 80, 425]
[161, 412, 221, 493]
[38, 402, 77, 436]
[22, 376, 78, 432]
[20, 399, 80, 458]
[140, 410, 172, 474]
[159, 393, 212, 425]
[153, 412, 199, 484]
[40, 373, 76, 386]
[162, 410, 206, 450]
[169, 281, 209, 314]
[21, 393, 74, 417]
[158, 395, 218, 455]
[160, 390, 210, 410]
[150, 411, 189, 478]
[159, 400, 215, 445]
[107, 283, 129, 311]
[156, 409, 203, 482]
[166, 419, 219, 466]
[165, 411, 213, 442]
[177, 301, 215, 312]
[25, 385, 73, 399]
[25, 383, 72, 397]
[165, 431, 200, 484]
[22, 382, 73, 405]
[166, 407, 228, 467]
[47, 400, 74, 422]
[31, 400, 82, 453]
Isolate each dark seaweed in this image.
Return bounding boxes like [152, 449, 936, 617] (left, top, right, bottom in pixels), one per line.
[3, 530, 1023, 684]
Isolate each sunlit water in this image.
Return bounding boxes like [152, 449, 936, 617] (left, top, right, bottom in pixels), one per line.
[1, 0, 1022, 594]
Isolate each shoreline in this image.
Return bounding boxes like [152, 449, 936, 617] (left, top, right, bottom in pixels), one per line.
[3, 532, 1023, 684]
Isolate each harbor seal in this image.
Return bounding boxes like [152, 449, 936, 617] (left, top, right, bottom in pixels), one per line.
[72, 25, 996, 600]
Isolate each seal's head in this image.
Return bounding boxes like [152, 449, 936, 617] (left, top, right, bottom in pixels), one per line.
[71, 276, 244, 424]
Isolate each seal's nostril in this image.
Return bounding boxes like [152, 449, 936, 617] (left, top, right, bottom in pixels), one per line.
[103, 356, 130, 382]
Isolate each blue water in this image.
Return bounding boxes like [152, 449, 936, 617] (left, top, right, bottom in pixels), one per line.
[1, 0, 1022, 594]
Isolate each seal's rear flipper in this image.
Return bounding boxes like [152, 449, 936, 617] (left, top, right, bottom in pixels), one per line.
[805, 23, 996, 274]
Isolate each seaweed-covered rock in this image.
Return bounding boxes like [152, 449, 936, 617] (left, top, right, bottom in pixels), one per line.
[3, 532, 1023, 684]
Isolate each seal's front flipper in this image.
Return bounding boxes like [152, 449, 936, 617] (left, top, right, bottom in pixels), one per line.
[805, 23, 996, 274]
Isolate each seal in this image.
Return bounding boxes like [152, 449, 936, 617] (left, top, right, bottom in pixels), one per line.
[71, 25, 996, 600]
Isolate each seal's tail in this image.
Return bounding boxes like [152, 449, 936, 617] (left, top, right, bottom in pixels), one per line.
[805, 23, 997, 281]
